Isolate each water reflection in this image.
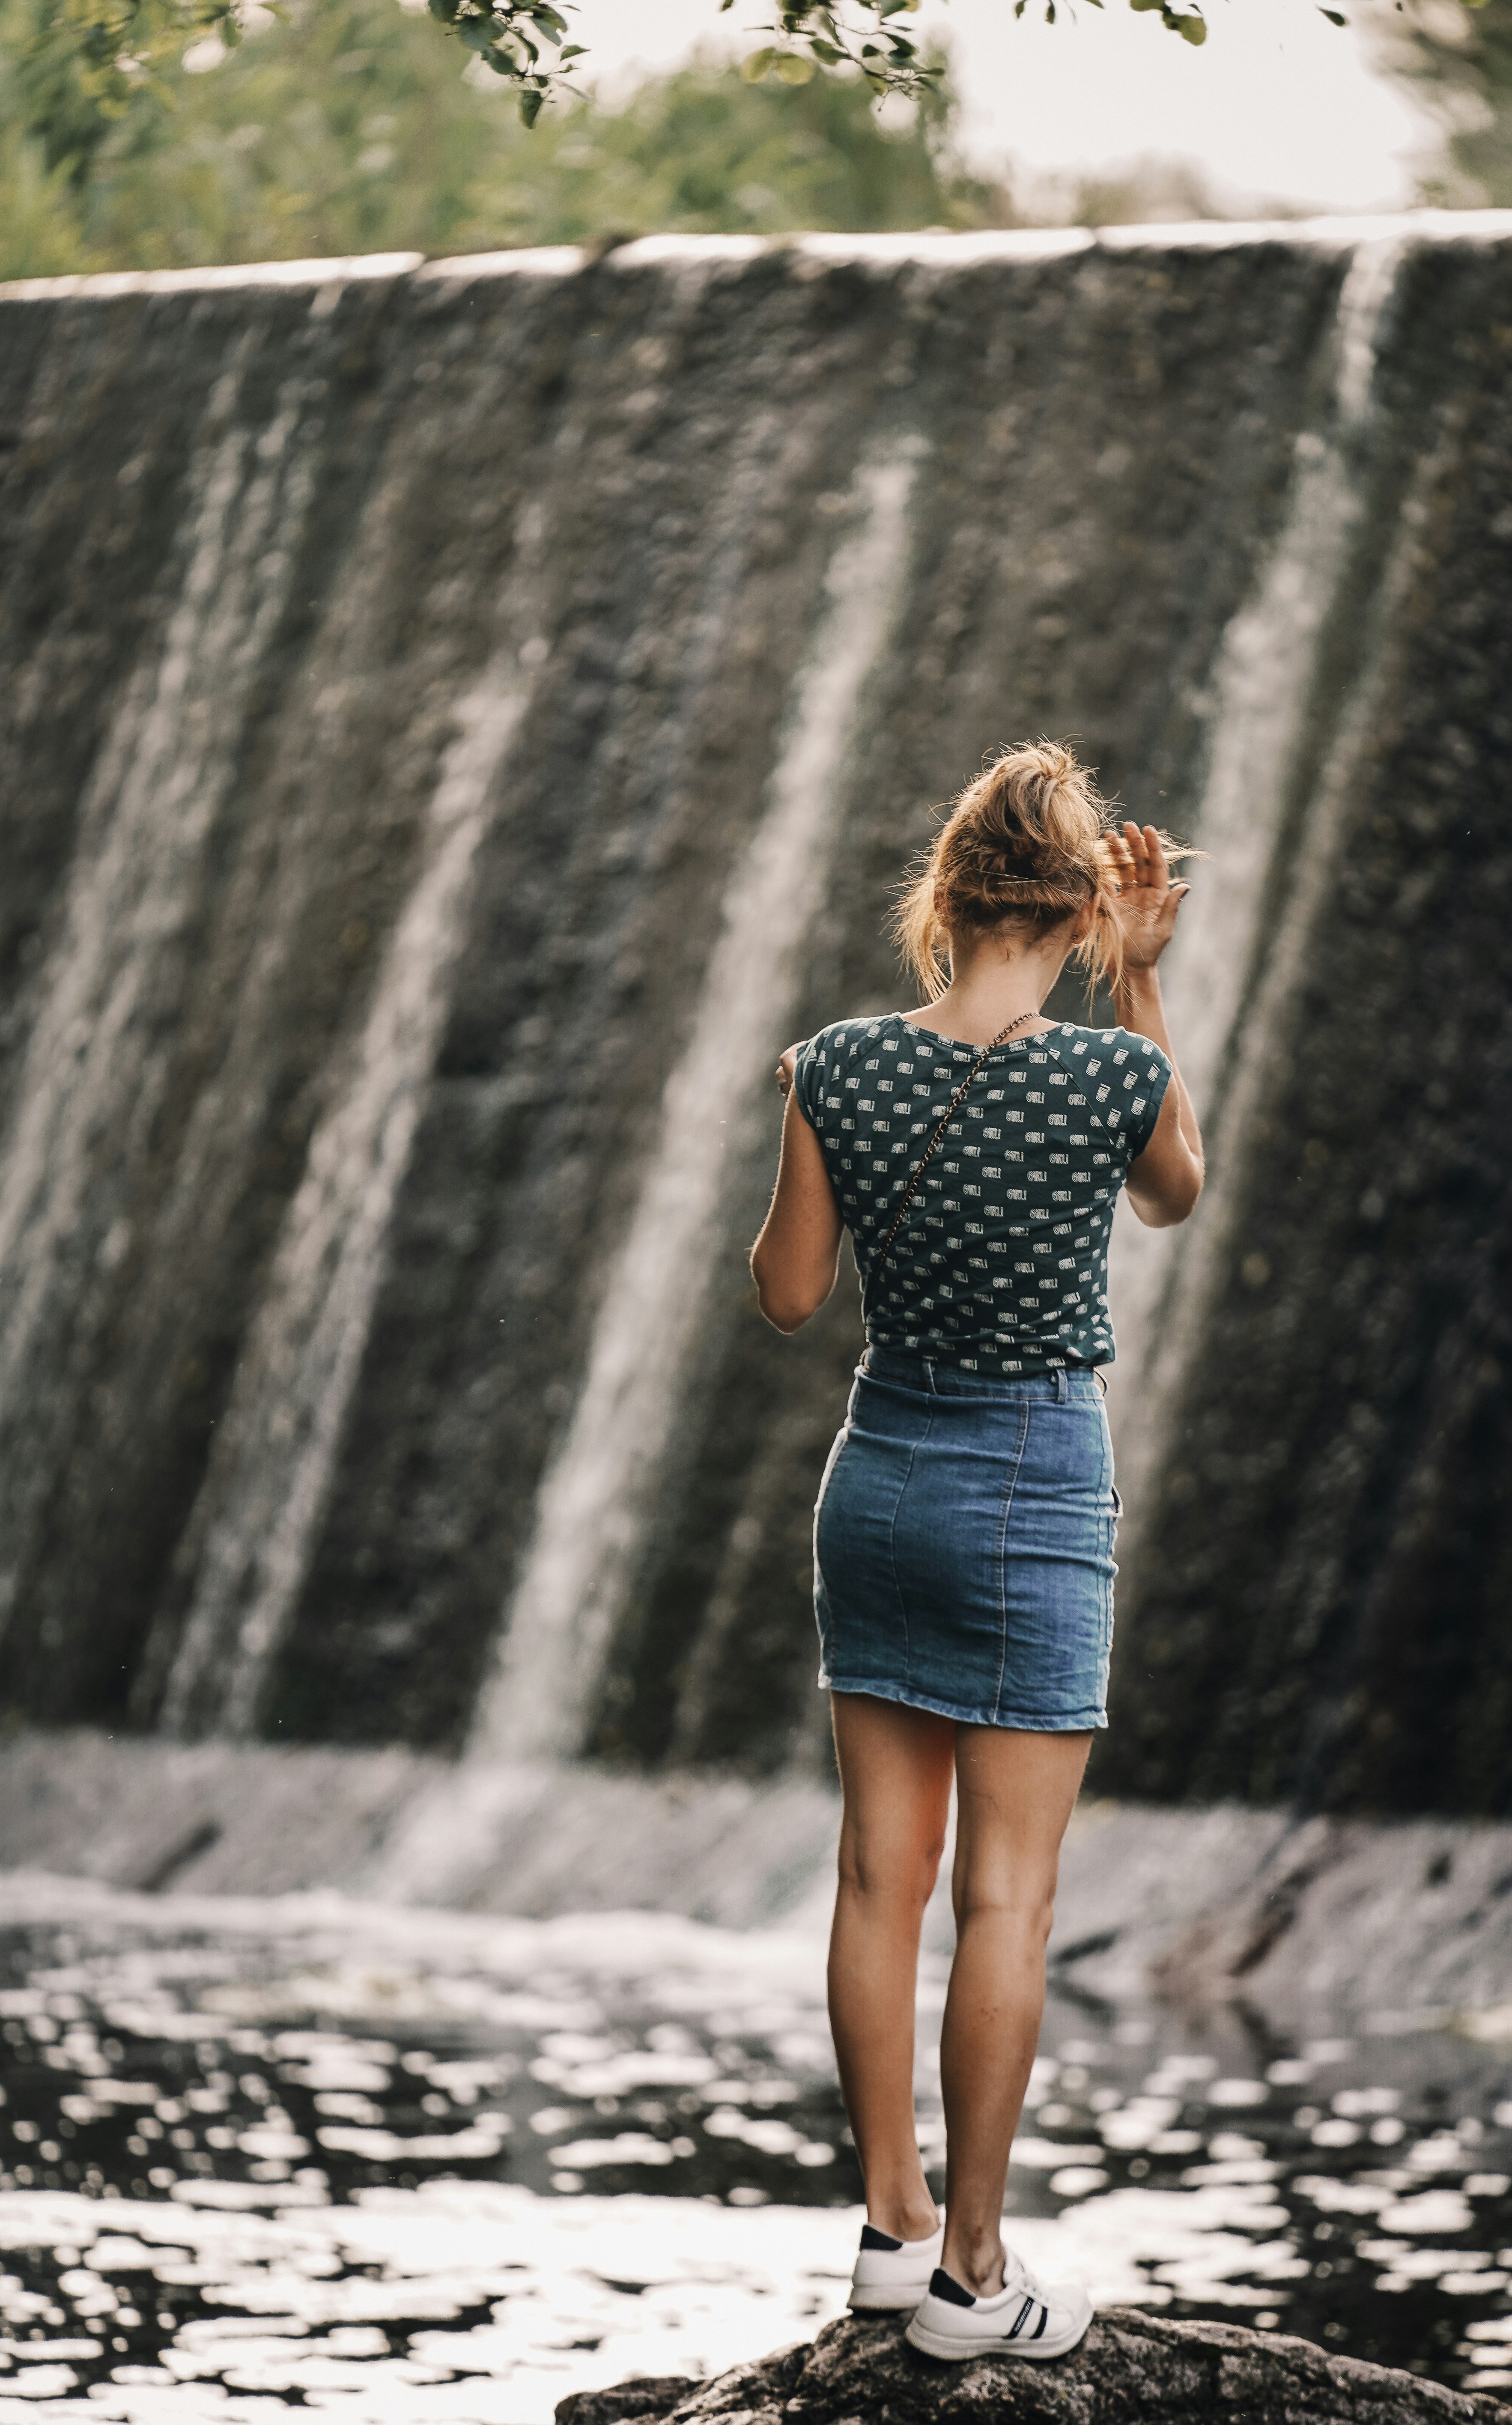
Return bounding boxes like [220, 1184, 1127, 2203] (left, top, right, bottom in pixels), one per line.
[0, 1879, 1509, 2419]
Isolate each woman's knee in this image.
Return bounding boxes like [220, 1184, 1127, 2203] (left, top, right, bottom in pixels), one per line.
[839, 1818, 946, 1908]
[951, 1863, 1058, 1945]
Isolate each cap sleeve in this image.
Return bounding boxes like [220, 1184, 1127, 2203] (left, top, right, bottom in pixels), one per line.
[792, 1032, 828, 1133]
[1123, 1034, 1173, 1159]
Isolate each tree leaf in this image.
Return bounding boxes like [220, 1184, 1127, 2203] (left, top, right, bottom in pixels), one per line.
[1176, 10, 1206, 40]
[1317, 6, 1345, 19]
[518, 80, 543, 123]
[773, 48, 814, 78]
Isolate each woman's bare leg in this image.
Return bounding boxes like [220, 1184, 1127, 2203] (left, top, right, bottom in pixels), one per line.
[939, 1727, 1092, 2295]
[829, 1691, 955, 2241]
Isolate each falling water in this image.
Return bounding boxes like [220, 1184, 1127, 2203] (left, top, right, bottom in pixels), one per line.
[1102, 232, 1408, 1502]
[474, 445, 921, 1763]
[159, 665, 534, 1739]
[0, 358, 319, 1637]
[1, 222, 1509, 1803]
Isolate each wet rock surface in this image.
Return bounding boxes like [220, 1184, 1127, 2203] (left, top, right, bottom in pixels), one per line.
[558, 2311, 1512, 2425]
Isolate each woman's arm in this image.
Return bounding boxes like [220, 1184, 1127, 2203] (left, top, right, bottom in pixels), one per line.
[750, 1048, 844, 1333]
[1106, 824, 1205, 1229]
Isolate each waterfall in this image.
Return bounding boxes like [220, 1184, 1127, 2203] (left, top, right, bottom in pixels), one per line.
[1102, 232, 1408, 1507]
[2, 221, 1509, 1814]
[160, 663, 533, 1737]
[473, 444, 922, 1763]
[0, 358, 320, 1637]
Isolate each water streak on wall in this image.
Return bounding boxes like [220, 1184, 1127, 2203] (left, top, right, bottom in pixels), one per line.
[1103, 236, 1407, 1510]
[478, 446, 919, 1762]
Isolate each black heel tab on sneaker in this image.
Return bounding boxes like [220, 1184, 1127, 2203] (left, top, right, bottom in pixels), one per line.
[929, 2269, 976, 2308]
[860, 2225, 903, 2252]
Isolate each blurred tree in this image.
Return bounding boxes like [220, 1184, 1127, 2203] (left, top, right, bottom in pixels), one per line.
[0, 0, 1237, 156]
[0, 0, 1004, 275]
[1366, 0, 1509, 202]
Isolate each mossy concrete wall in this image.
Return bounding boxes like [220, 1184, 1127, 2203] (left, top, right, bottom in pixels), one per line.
[0, 223, 1508, 1808]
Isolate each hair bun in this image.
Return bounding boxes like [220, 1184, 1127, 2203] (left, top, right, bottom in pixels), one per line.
[889, 740, 1183, 1001]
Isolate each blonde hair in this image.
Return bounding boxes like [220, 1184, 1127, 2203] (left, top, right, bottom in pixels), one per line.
[891, 740, 1187, 1002]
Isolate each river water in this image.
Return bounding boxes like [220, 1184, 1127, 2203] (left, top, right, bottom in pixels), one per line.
[0, 1879, 1509, 2420]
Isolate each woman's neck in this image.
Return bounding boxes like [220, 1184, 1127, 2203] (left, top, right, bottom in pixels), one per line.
[905, 939, 1068, 1047]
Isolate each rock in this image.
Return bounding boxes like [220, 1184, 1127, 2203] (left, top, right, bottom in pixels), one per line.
[555, 2375, 715, 2425]
[555, 2312, 1512, 2425]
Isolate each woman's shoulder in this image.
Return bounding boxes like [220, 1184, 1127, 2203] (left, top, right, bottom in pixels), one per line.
[793, 1014, 916, 1129]
[798, 1011, 911, 1065]
[1047, 1020, 1171, 1074]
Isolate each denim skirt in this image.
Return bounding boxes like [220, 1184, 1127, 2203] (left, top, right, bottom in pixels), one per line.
[813, 1347, 1118, 1731]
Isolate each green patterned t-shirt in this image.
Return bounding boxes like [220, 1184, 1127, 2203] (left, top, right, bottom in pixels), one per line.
[793, 1014, 1172, 1375]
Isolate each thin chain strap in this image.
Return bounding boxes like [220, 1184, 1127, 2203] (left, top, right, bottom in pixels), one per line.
[862, 1011, 1038, 1319]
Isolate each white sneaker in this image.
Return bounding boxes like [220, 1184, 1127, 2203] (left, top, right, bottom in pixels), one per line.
[904, 2251, 1092, 2360]
[846, 2214, 945, 2312]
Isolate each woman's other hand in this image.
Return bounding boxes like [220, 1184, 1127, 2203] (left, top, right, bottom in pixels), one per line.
[1106, 823, 1189, 969]
[775, 1044, 799, 1099]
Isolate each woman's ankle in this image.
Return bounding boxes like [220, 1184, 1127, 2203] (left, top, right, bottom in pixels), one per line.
[865, 2183, 940, 2243]
[940, 2224, 1006, 2297]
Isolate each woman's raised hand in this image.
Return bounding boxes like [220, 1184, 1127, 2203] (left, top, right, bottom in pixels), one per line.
[1105, 822, 1189, 969]
[775, 1044, 799, 1099]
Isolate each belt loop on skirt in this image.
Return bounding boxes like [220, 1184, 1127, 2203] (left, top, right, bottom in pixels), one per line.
[921, 1358, 938, 1395]
[1053, 1368, 1068, 1403]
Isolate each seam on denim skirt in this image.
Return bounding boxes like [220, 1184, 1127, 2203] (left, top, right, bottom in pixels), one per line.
[811, 1414, 852, 1568]
[887, 1397, 930, 1691]
[989, 1399, 1032, 1724]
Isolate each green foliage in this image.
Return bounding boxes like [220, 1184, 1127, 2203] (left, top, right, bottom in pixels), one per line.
[1371, 0, 1511, 205]
[0, 116, 86, 270]
[0, 0, 996, 276]
[0, 0, 1356, 158]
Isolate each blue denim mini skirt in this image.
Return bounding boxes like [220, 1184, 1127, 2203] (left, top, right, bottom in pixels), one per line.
[813, 1347, 1118, 1731]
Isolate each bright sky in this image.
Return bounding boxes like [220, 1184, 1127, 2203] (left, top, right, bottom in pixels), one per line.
[565, 0, 1438, 215]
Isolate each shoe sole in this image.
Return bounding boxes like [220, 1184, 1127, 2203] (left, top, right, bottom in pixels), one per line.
[847, 2283, 936, 2312]
[904, 2310, 1092, 2363]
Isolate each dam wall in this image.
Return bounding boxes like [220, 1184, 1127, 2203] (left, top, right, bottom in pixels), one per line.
[0, 218, 1509, 1811]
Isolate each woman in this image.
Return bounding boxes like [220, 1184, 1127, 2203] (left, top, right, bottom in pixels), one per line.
[749, 742, 1204, 2362]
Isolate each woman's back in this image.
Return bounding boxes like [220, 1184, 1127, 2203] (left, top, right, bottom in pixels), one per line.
[793, 1013, 1171, 1375]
